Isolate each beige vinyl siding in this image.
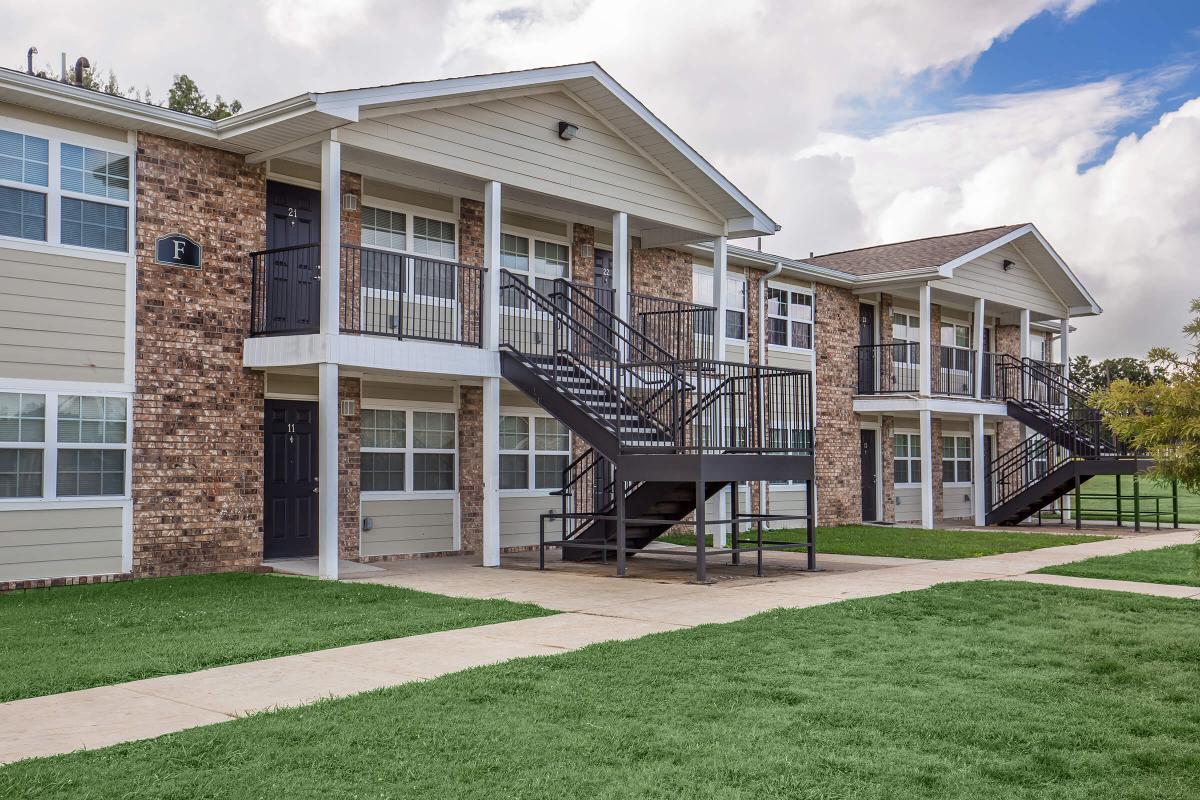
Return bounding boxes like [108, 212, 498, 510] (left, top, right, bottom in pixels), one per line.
[943, 486, 974, 520]
[500, 494, 559, 549]
[363, 178, 454, 213]
[895, 487, 921, 523]
[939, 246, 1068, 318]
[765, 348, 814, 372]
[265, 372, 318, 398]
[703, 484, 752, 535]
[0, 506, 123, 581]
[343, 92, 723, 235]
[768, 485, 808, 529]
[364, 382, 454, 403]
[500, 388, 539, 408]
[0, 248, 126, 383]
[360, 498, 454, 556]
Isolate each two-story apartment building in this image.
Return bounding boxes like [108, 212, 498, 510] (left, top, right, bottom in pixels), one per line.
[0, 61, 1120, 589]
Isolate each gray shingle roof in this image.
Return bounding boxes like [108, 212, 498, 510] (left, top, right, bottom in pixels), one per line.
[805, 224, 1027, 276]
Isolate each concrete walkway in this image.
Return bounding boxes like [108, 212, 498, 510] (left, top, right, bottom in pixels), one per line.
[1, 528, 1194, 765]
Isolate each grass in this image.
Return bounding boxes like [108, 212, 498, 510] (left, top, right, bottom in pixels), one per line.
[1037, 543, 1200, 588]
[1076, 475, 1200, 524]
[661, 524, 1113, 560]
[0, 572, 552, 702]
[3, 581, 1200, 799]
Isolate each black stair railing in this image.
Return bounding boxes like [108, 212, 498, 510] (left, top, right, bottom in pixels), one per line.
[989, 434, 1066, 513]
[991, 354, 1121, 456]
[629, 293, 717, 362]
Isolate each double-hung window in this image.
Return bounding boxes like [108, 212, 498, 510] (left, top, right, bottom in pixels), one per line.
[500, 232, 568, 309]
[0, 129, 49, 242]
[692, 269, 747, 339]
[0, 126, 132, 252]
[360, 408, 456, 493]
[941, 435, 971, 484]
[892, 312, 921, 365]
[500, 413, 569, 491]
[360, 204, 457, 300]
[0, 390, 129, 499]
[893, 432, 922, 485]
[766, 286, 814, 349]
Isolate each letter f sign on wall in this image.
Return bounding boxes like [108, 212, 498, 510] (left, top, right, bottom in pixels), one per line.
[155, 234, 202, 269]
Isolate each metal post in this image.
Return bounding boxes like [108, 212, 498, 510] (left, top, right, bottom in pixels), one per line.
[1115, 474, 1123, 527]
[539, 515, 546, 571]
[1172, 479, 1180, 529]
[756, 517, 764, 578]
[805, 478, 817, 571]
[1133, 467, 1141, 533]
[731, 480, 741, 566]
[1074, 470, 1082, 530]
[615, 466, 626, 577]
[695, 479, 708, 583]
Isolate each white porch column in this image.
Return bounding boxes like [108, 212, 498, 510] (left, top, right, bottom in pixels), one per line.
[317, 137, 342, 580]
[1060, 317, 1071, 380]
[481, 377, 501, 566]
[613, 211, 630, 325]
[919, 409, 934, 528]
[319, 137, 341, 336]
[713, 235, 728, 360]
[973, 297, 986, 399]
[318, 361, 340, 579]
[972, 413, 986, 526]
[482, 181, 502, 350]
[918, 283, 932, 396]
[1019, 308, 1031, 360]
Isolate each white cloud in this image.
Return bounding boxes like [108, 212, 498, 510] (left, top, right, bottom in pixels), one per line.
[262, 0, 373, 49]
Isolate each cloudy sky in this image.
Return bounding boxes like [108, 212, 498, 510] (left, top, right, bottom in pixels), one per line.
[5, 0, 1199, 357]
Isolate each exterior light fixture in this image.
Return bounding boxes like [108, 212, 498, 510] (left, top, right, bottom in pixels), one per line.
[558, 121, 578, 141]
[1002, 259, 1014, 272]
[342, 192, 359, 212]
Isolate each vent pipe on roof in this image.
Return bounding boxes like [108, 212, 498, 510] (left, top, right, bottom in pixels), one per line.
[74, 57, 90, 86]
[61, 52, 67, 83]
[26, 47, 37, 75]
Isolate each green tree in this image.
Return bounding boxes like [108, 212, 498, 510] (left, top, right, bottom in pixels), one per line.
[1092, 299, 1200, 490]
[1071, 354, 1163, 398]
[167, 74, 242, 120]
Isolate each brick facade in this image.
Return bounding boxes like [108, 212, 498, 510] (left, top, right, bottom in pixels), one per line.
[880, 416, 895, 523]
[571, 223, 595, 284]
[630, 244, 692, 303]
[813, 283, 862, 525]
[458, 385, 483, 555]
[339, 377, 362, 560]
[995, 324, 1024, 456]
[931, 417, 944, 520]
[132, 133, 266, 576]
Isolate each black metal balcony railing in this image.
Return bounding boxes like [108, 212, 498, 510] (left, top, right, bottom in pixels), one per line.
[629, 293, 717, 362]
[935, 345, 976, 397]
[856, 342, 921, 394]
[249, 243, 485, 346]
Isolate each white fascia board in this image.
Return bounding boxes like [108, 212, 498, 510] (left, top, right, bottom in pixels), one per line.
[1025, 224, 1103, 315]
[244, 334, 500, 378]
[852, 395, 1009, 417]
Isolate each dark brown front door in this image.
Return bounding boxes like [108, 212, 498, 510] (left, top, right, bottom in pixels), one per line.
[263, 399, 319, 559]
[858, 303, 876, 392]
[264, 181, 321, 333]
[860, 429, 878, 521]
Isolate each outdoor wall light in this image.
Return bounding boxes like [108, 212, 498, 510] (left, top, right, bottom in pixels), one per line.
[558, 121, 579, 140]
[1002, 259, 1014, 271]
[342, 192, 359, 212]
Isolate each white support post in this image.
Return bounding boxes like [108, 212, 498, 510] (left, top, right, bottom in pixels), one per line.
[973, 297, 986, 400]
[317, 136, 342, 580]
[919, 409, 934, 529]
[918, 284, 932, 396]
[481, 377, 501, 566]
[972, 413, 986, 526]
[318, 361, 340, 579]
[319, 137, 341, 337]
[1019, 308, 1031, 361]
[1060, 317, 1071, 380]
[613, 211, 630, 325]
[482, 181, 502, 350]
[713, 235, 728, 361]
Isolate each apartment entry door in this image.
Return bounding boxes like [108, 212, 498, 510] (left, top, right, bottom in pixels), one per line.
[263, 399, 319, 559]
[860, 429, 878, 521]
[263, 180, 321, 334]
[590, 248, 617, 357]
[858, 303, 876, 392]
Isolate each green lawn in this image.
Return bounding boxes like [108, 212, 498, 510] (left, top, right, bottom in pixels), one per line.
[1037, 543, 1200, 588]
[1078, 475, 1200, 524]
[662, 524, 1112, 560]
[4, 581, 1199, 799]
[0, 572, 551, 702]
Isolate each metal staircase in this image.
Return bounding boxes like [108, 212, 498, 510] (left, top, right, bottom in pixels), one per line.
[986, 355, 1143, 525]
[498, 272, 815, 578]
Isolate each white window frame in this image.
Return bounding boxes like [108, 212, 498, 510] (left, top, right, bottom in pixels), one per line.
[765, 281, 815, 353]
[893, 431, 922, 487]
[939, 318, 973, 392]
[0, 115, 134, 256]
[359, 197, 460, 305]
[499, 409, 571, 496]
[892, 310, 922, 366]
[0, 388, 131, 502]
[691, 265, 747, 341]
[498, 224, 570, 313]
[941, 434, 972, 487]
[359, 401, 458, 500]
